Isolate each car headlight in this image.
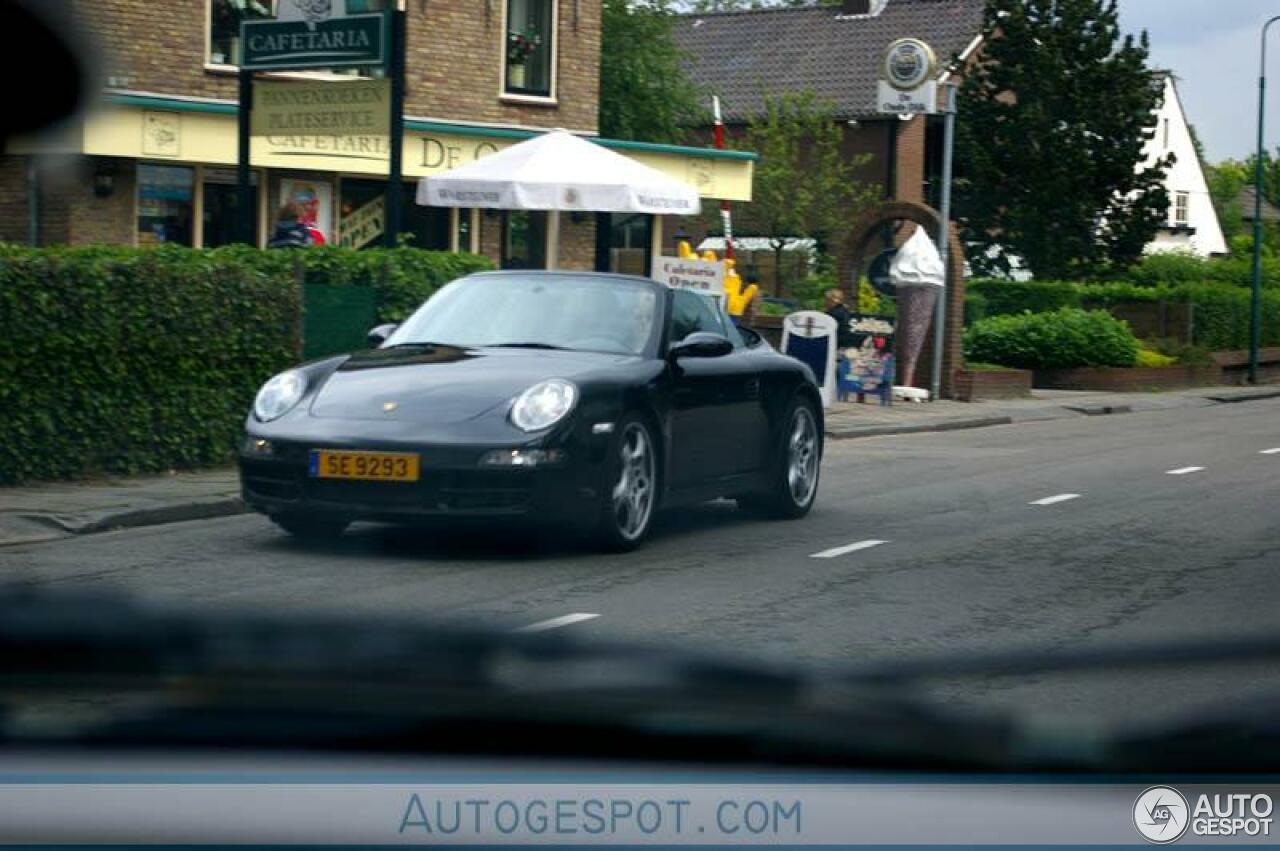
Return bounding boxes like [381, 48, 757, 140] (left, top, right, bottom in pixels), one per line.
[510, 379, 578, 432]
[253, 370, 306, 422]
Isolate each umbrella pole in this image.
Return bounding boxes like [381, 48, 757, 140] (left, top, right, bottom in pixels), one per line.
[547, 210, 561, 270]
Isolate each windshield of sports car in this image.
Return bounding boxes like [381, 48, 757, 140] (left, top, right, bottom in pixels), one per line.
[385, 274, 660, 356]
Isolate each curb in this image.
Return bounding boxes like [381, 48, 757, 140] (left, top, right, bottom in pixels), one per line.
[825, 415, 1013, 440]
[1203, 389, 1280, 404]
[1, 497, 247, 547]
[1062, 404, 1133, 416]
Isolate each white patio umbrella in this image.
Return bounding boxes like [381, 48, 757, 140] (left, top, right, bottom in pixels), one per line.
[416, 130, 702, 268]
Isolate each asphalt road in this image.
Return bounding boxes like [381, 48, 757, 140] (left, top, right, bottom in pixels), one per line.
[3, 398, 1279, 729]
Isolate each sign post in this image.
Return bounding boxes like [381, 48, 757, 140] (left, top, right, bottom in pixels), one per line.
[384, 8, 406, 248]
[877, 37, 954, 401]
[238, 4, 399, 248]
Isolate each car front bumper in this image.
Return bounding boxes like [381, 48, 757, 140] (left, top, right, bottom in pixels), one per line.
[238, 430, 608, 527]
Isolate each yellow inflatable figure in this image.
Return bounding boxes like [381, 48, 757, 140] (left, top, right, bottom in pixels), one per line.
[722, 257, 758, 318]
[673, 242, 758, 317]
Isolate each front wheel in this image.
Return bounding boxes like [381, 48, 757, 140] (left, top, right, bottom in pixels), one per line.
[594, 416, 658, 552]
[740, 398, 821, 519]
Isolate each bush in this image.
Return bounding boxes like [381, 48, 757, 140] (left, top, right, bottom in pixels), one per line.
[963, 308, 1141, 370]
[0, 244, 493, 483]
[967, 279, 1081, 316]
[215, 244, 493, 322]
[964, 291, 988, 325]
[1135, 348, 1177, 368]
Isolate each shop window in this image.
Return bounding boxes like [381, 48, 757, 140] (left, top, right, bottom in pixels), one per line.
[339, 179, 448, 250]
[595, 212, 651, 276]
[505, 0, 555, 98]
[208, 0, 275, 67]
[202, 168, 260, 248]
[137, 164, 195, 247]
[502, 211, 547, 269]
[455, 209, 475, 252]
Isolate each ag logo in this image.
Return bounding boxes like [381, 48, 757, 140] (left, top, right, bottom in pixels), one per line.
[1134, 786, 1190, 843]
[279, 0, 343, 28]
[883, 38, 936, 91]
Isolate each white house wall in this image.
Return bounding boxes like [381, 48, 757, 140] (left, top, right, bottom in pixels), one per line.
[1142, 76, 1228, 257]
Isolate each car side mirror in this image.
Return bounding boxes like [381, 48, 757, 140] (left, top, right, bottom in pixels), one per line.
[669, 332, 733, 360]
[367, 323, 398, 347]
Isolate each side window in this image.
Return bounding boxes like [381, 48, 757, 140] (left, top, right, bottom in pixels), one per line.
[669, 291, 725, 344]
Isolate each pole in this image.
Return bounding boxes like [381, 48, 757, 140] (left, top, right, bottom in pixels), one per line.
[384, 8, 406, 248]
[712, 96, 734, 261]
[237, 67, 254, 246]
[1249, 16, 1280, 384]
[930, 83, 957, 401]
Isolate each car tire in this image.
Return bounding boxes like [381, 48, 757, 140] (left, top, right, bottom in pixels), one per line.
[272, 513, 351, 540]
[594, 414, 659, 552]
[739, 396, 821, 519]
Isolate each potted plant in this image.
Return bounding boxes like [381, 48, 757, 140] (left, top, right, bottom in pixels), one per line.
[506, 28, 542, 89]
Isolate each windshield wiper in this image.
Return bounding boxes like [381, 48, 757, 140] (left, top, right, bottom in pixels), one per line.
[486, 342, 569, 350]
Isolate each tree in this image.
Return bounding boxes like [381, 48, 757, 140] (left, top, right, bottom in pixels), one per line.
[600, 0, 706, 143]
[956, 0, 1173, 280]
[733, 91, 879, 295]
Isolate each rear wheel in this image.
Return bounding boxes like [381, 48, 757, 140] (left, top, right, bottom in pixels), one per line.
[272, 513, 351, 540]
[594, 416, 658, 552]
[739, 397, 820, 519]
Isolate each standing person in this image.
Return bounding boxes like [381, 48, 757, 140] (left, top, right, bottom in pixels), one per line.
[824, 288, 856, 347]
[267, 202, 315, 249]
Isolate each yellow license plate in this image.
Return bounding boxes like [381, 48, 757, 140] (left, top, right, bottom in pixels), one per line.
[310, 450, 420, 482]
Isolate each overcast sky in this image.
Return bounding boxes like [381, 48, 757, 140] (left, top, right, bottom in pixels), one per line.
[1117, 0, 1278, 162]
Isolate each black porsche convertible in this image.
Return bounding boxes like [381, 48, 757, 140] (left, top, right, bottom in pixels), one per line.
[239, 271, 823, 550]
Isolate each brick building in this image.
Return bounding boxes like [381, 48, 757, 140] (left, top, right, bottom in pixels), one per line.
[672, 0, 984, 263]
[1, 0, 753, 273]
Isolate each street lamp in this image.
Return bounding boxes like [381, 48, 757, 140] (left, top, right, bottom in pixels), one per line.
[1248, 15, 1280, 384]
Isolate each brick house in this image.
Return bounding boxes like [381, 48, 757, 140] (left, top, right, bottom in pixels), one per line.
[1, 0, 753, 273]
[672, 0, 985, 266]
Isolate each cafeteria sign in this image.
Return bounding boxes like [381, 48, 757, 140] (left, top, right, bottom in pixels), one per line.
[652, 256, 726, 308]
[252, 79, 390, 136]
[242, 12, 389, 71]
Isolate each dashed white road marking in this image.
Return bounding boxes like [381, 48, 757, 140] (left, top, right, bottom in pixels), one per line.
[810, 539, 889, 559]
[1029, 493, 1081, 506]
[513, 613, 600, 633]
[1261, 448, 1280, 455]
[1166, 466, 1205, 475]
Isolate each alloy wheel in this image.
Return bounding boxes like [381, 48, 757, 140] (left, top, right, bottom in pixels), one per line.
[611, 422, 655, 541]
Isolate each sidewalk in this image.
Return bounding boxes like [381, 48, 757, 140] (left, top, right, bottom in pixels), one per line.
[823, 384, 1280, 439]
[0, 469, 243, 547]
[2, 384, 1279, 548]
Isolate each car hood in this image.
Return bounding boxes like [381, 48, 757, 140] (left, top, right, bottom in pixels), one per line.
[308, 345, 637, 424]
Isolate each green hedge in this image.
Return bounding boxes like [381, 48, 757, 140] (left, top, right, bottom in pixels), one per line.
[967, 279, 1081, 316]
[963, 308, 1141, 370]
[216, 245, 493, 322]
[967, 279, 1280, 352]
[0, 244, 493, 483]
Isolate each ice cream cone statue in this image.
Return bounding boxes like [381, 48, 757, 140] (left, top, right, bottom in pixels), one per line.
[890, 227, 945, 388]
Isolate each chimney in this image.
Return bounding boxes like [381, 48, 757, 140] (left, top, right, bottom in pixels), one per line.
[841, 0, 872, 14]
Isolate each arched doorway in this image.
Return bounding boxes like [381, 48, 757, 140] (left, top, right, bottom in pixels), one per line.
[837, 201, 966, 398]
